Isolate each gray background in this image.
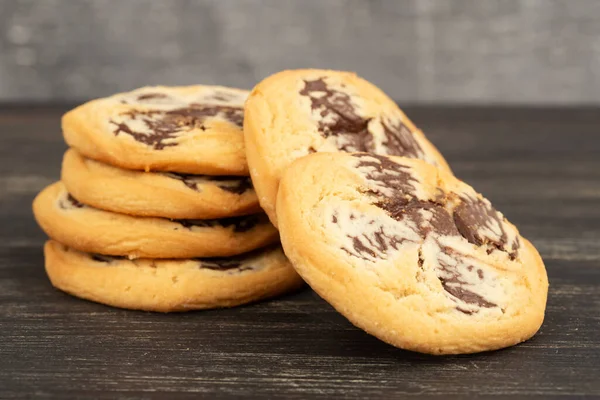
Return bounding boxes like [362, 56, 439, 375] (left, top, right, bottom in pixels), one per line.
[1, 0, 599, 104]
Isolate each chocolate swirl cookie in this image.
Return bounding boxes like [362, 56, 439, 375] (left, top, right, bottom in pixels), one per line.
[276, 152, 548, 354]
[61, 149, 260, 219]
[43, 241, 303, 312]
[33, 182, 278, 259]
[244, 69, 451, 226]
[62, 85, 250, 175]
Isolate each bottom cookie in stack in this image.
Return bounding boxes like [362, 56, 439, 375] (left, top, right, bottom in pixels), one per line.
[44, 240, 302, 312]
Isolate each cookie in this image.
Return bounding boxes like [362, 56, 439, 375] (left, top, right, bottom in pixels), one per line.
[63, 85, 249, 175]
[276, 152, 548, 354]
[44, 240, 304, 312]
[61, 149, 261, 219]
[33, 182, 278, 259]
[244, 69, 451, 226]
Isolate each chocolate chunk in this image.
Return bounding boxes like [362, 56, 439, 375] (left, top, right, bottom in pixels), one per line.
[198, 257, 244, 271]
[510, 237, 520, 260]
[59, 193, 85, 209]
[453, 195, 519, 258]
[110, 110, 180, 150]
[344, 228, 409, 260]
[338, 212, 413, 260]
[453, 197, 499, 246]
[441, 280, 497, 313]
[119, 93, 171, 105]
[195, 245, 276, 272]
[348, 236, 378, 259]
[90, 254, 126, 263]
[137, 93, 169, 101]
[210, 176, 253, 195]
[437, 247, 497, 312]
[417, 248, 425, 269]
[166, 173, 253, 194]
[206, 91, 238, 102]
[67, 194, 84, 208]
[380, 119, 424, 159]
[358, 227, 406, 257]
[392, 200, 461, 238]
[225, 214, 263, 233]
[109, 104, 244, 150]
[300, 78, 373, 152]
[355, 153, 417, 196]
[164, 173, 204, 191]
[413, 202, 458, 236]
[176, 219, 216, 229]
[176, 214, 264, 233]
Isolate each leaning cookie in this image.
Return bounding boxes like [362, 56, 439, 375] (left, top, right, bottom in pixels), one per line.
[44, 240, 304, 312]
[244, 69, 451, 226]
[61, 149, 261, 219]
[63, 85, 249, 175]
[33, 182, 278, 258]
[276, 152, 548, 355]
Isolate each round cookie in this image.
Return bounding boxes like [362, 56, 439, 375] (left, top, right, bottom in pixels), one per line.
[276, 152, 548, 355]
[244, 69, 451, 226]
[63, 85, 249, 175]
[61, 149, 261, 219]
[44, 240, 304, 312]
[33, 182, 278, 259]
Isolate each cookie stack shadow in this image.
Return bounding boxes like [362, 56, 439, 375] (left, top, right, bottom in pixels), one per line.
[33, 85, 303, 312]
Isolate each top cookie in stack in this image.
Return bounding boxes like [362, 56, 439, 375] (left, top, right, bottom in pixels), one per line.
[32, 85, 303, 312]
[62, 85, 250, 176]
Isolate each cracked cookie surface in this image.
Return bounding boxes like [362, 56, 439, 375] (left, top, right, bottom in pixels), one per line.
[44, 240, 304, 312]
[63, 85, 250, 175]
[276, 152, 548, 354]
[244, 69, 451, 226]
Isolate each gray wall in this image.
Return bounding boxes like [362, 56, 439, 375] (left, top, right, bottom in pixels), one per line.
[1, 0, 599, 104]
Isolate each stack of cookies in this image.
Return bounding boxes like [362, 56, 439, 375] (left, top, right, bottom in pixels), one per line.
[33, 85, 303, 312]
[33, 69, 549, 355]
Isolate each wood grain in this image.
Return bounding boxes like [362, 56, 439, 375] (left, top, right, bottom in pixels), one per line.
[1, 105, 599, 398]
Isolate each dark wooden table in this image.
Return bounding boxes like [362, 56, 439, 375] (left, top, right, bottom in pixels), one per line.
[1, 105, 599, 399]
